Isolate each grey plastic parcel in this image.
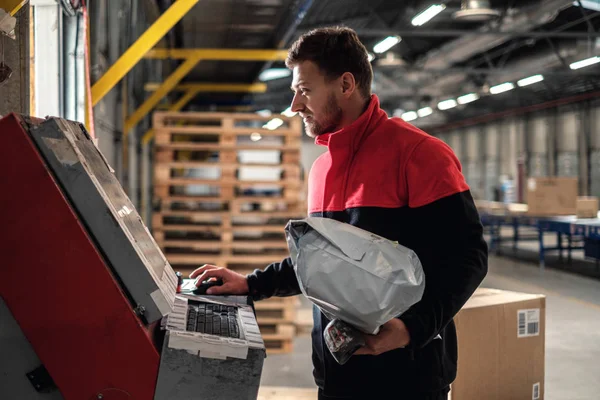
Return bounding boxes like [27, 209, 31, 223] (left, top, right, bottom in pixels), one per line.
[284, 217, 425, 335]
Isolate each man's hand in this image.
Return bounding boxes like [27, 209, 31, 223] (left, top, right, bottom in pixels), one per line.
[354, 318, 411, 356]
[189, 264, 249, 295]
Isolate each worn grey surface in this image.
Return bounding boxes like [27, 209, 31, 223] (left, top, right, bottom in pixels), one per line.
[155, 331, 265, 400]
[0, 297, 65, 400]
[27, 117, 177, 324]
[260, 256, 600, 400]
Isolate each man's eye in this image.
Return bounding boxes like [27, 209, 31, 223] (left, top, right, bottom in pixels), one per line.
[301, 88, 309, 95]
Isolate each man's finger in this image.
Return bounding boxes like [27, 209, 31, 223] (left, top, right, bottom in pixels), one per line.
[189, 264, 218, 279]
[206, 283, 231, 295]
[353, 346, 373, 355]
[195, 268, 226, 286]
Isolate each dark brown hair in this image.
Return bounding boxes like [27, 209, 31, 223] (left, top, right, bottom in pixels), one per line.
[286, 26, 373, 99]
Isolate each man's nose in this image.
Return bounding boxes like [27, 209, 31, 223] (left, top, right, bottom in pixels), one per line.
[290, 93, 304, 113]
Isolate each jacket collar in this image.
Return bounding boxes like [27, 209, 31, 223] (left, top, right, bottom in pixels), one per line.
[314, 95, 387, 152]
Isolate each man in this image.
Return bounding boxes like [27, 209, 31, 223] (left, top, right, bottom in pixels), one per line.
[190, 27, 488, 399]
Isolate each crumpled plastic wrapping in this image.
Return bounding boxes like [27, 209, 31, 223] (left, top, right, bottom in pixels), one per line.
[285, 217, 425, 335]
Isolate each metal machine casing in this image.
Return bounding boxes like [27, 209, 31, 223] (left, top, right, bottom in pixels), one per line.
[0, 114, 175, 399]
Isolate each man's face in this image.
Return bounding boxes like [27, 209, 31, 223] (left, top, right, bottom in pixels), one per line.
[290, 61, 343, 137]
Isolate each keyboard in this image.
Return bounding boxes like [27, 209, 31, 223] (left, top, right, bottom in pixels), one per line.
[187, 301, 241, 338]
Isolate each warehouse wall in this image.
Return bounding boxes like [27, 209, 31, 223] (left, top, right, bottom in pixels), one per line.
[0, 7, 29, 117]
[440, 100, 600, 201]
[591, 105, 600, 197]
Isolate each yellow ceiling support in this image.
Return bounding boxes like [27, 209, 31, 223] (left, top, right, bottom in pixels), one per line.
[144, 48, 289, 61]
[91, 0, 198, 106]
[0, 0, 28, 16]
[135, 49, 286, 143]
[140, 87, 198, 145]
[124, 55, 202, 134]
[144, 82, 267, 93]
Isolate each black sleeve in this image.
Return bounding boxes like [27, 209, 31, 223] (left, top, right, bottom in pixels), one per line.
[399, 190, 488, 349]
[245, 257, 301, 301]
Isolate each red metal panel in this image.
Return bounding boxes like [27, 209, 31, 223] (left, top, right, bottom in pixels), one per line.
[0, 114, 160, 399]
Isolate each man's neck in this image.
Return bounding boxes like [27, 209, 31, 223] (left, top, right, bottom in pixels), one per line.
[338, 97, 370, 130]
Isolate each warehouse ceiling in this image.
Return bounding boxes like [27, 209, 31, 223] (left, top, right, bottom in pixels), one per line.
[162, 0, 600, 129]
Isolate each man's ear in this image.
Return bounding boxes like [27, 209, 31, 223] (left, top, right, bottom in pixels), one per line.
[340, 72, 357, 97]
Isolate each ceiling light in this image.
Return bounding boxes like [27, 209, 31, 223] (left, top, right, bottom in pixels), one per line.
[417, 107, 433, 117]
[489, 82, 515, 94]
[437, 99, 458, 110]
[258, 68, 291, 82]
[263, 118, 284, 130]
[401, 111, 418, 122]
[280, 107, 297, 117]
[373, 36, 401, 54]
[574, 0, 600, 12]
[368, 52, 375, 62]
[457, 93, 480, 104]
[250, 132, 262, 142]
[570, 56, 600, 70]
[517, 74, 544, 87]
[412, 4, 446, 26]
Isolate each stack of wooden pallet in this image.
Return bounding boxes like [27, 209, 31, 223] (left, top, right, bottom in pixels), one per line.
[151, 111, 305, 354]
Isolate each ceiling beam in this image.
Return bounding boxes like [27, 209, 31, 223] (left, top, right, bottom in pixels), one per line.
[352, 29, 600, 39]
[144, 49, 289, 60]
[0, 0, 27, 16]
[91, 0, 198, 105]
[377, 65, 600, 76]
[143, 82, 267, 93]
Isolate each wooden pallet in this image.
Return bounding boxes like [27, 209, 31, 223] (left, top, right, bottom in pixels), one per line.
[152, 111, 302, 144]
[260, 321, 296, 354]
[294, 308, 314, 336]
[255, 297, 298, 324]
[264, 339, 294, 354]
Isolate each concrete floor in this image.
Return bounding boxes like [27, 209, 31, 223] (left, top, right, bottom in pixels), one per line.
[260, 255, 600, 400]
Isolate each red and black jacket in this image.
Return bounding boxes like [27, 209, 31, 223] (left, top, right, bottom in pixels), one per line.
[247, 95, 488, 397]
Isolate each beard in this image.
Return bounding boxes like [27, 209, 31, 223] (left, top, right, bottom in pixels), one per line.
[304, 93, 343, 138]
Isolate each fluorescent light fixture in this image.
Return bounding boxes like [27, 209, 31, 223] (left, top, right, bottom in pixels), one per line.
[402, 111, 418, 122]
[489, 82, 515, 95]
[517, 74, 544, 87]
[373, 36, 401, 54]
[258, 68, 291, 82]
[411, 4, 446, 27]
[263, 118, 284, 130]
[457, 93, 480, 104]
[437, 99, 458, 110]
[280, 107, 297, 117]
[417, 107, 433, 117]
[570, 56, 600, 70]
[250, 132, 262, 142]
[574, 0, 600, 12]
[368, 52, 375, 62]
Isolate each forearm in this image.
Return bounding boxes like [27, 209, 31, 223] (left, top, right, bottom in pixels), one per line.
[246, 256, 301, 301]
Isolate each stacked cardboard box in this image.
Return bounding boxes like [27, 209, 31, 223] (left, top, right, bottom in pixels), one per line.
[451, 288, 546, 400]
[526, 177, 577, 216]
[576, 196, 599, 219]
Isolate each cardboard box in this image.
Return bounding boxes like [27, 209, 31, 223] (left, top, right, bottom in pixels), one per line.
[526, 177, 577, 216]
[451, 288, 546, 400]
[576, 196, 599, 219]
